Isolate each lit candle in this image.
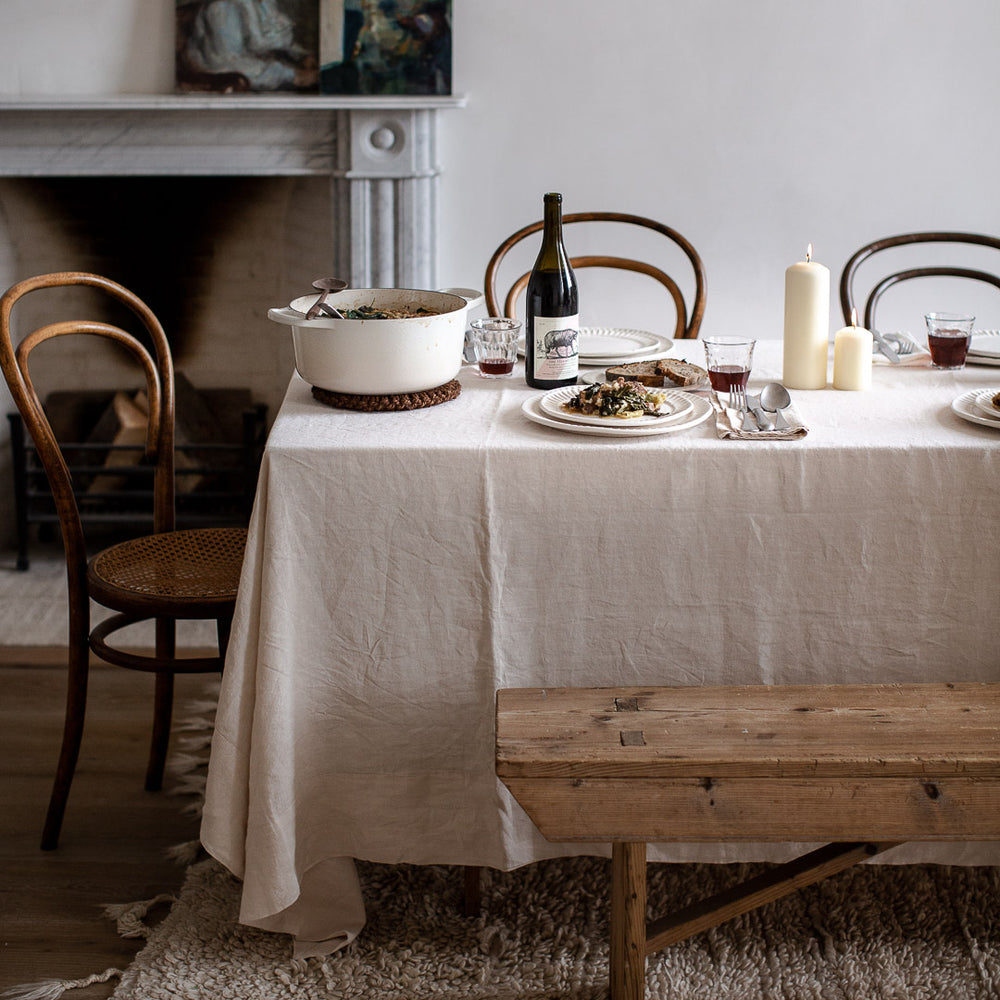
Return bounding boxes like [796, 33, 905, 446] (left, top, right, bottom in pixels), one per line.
[782, 244, 830, 389]
[833, 308, 873, 391]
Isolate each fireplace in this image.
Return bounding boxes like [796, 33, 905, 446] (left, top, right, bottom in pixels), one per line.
[0, 94, 465, 549]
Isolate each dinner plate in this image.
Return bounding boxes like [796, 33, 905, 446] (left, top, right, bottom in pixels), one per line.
[539, 384, 696, 428]
[973, 388, 1000, 418]
[968, 332, 1000, 361]
[578, 327, 663, 359]
[951, 388, 1000, 429]
[522, 390, 712, 437]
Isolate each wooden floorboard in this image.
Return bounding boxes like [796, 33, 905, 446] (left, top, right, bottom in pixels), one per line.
[0, 659, 215, 997]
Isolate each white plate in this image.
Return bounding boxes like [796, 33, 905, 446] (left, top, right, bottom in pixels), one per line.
[539, 384, 695, 428]
[522, 391, 713, 437]
[952, 389, 1000, 429]
[579, 327, 662, 359]
[969, 332, 1000, 360]
[974, 388, 1000, 418]
[579, 370, 708, 392]
[518, 328, 673, 363]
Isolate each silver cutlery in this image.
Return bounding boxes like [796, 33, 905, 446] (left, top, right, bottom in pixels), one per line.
[747, 392, 774, 431]
[759, 382, 792, 431]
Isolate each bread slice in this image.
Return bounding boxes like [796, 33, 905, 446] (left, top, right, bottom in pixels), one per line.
[604, 360, 664, 386]
[604, 357, 708, 388]
[655, 358, 708, 387]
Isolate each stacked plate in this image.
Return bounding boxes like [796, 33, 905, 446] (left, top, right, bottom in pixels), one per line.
[966, 332, 1000, 366]
[522, 384, 713, 437]
[952, 388, 1000, 429]
[519, 327, 673, 366]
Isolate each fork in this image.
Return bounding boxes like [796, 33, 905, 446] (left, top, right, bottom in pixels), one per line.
[728, 383, 746, 411]
[882, 332, 918, 356]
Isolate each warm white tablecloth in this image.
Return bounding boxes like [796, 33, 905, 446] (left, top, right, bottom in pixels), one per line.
[201, 340, 1000, 957]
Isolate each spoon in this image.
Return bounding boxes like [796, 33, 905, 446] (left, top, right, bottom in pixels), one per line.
[305, 277, 348, 320]
[759, 382, 792, 431]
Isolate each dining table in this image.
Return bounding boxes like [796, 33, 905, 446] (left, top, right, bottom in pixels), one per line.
[200, 336, 1000, 959]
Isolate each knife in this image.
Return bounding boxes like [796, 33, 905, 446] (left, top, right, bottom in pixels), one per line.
[871, 328, 900, 364]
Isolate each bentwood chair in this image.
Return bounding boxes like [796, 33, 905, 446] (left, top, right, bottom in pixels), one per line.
[0, 272, 246, 850]
[484, 212, 707, 340]
[840, 231, 1000, 331]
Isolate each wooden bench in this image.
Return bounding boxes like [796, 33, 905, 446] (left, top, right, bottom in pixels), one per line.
[495, 683, 1000, 1000]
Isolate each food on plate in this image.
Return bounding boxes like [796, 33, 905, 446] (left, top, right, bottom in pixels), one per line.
[605, 357, 708, 387]
[993, 391, 1000, 411]
[339, 304, 440, 319]
[563, 378, 672, 418]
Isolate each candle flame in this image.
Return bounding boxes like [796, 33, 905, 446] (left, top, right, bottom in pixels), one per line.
[850, 307, 858, 327]
[806, 243, 813, 263]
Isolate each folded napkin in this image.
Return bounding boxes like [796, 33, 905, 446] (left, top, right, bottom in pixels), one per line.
[711, 392, 808, 440]
[872, 331, 931, 366]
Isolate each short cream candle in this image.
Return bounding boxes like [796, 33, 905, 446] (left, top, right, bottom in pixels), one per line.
[833, 310, 873, 390]
[782, 244, 830, 390]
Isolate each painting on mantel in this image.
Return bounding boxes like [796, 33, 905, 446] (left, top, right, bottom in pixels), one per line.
[319, 0, 452, 95]
[175, 0, 320, 93]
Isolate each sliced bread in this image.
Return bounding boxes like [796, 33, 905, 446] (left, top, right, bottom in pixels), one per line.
[604, 357, 708, 387]
[604, 360, 664, 386]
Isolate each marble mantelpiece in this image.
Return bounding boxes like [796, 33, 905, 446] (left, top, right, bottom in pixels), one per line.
[0, 95, 466, 289]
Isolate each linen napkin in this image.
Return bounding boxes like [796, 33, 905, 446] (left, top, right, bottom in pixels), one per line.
[711, 392, 808, 440]
[872, 331, 931, 366]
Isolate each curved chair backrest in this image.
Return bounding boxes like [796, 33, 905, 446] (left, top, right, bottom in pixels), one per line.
[840, 232, 1000, 331]
[0, 272, 176, 612]
[484, 211, 707, 339]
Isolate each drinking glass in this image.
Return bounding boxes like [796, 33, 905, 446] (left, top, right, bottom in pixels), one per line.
[470, 318, 521, 379]
[925, 313, 974, 370]
[703, 337, 756, 395]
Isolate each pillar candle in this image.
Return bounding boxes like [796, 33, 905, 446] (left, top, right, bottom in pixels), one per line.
[782, 245, 830, 389]
[833, 310, 873, 390]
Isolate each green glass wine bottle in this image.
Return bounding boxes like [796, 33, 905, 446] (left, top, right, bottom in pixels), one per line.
[525, 193, 579, 388]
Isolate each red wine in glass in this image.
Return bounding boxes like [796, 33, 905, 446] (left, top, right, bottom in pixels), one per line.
[478, 358, 515, 376]
[708, 364, 750, 392]
[927, 331, 971, 369]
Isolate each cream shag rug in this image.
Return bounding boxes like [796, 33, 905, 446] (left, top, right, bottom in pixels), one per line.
[109, 855, 1000, 999]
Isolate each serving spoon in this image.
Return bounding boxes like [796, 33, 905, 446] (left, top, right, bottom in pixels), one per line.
[305, 277, 348, 320]
[759, 382, 792, 431]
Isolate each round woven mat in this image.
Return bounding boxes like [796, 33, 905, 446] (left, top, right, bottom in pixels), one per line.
[311, 380, 461, 412]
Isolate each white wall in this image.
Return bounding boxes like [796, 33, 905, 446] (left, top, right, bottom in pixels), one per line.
[1, 0, 999, 337]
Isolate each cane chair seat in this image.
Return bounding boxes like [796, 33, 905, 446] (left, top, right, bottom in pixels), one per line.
[89, 527, 245, 609]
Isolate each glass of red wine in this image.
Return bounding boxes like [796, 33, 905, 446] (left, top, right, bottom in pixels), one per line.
[703, 337, 756, 405]
[925, 312, 974, 370]
[471, 318, 521, 379]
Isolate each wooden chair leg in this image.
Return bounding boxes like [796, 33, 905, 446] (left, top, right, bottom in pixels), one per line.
[41, 638, 90, 850]
[217, 612, 233, 664]
[145, 619, 176, 791]
[610, 842, 647, 1000]
[462, 865, 482, 917]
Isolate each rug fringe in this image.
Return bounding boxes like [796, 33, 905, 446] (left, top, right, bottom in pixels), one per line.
[165, 838, 205, 866]
[0, 968, 122, 1000]
[102, 893, 176, 940]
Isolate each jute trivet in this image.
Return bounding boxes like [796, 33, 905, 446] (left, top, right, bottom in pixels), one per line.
[311, 380, 461, 412]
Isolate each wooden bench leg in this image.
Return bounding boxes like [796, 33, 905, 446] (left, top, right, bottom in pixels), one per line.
[611, 842, 647, 1000]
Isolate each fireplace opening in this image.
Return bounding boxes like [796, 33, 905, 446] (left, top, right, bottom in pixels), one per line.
[8, 373, 267, 571]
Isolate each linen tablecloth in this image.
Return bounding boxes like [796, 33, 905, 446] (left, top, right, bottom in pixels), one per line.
[201, 340, 1000, 956]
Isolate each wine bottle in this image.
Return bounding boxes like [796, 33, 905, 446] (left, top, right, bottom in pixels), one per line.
[525, 192, 579, 389]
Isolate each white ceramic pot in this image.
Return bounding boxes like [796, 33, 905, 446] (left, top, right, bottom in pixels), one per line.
[268, 287, 484, 395]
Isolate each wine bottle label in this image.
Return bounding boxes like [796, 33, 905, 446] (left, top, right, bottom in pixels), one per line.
[531, 314, 579, 381]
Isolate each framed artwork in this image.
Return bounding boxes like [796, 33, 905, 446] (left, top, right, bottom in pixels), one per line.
[176, 0, 319, 93]
[320, 0, 452, 95]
